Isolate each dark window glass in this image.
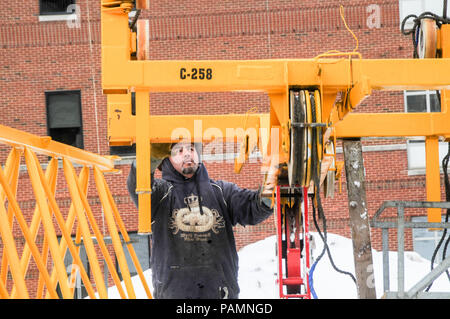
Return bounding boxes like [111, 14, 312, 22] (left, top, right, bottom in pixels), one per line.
[110, 144, 136, 156]
[430, 93, 441, 112]
[46, 90, 84, 149]
[40, 0, 76, 15]
[117, 233, 151, 280]
[406, 94, 427, 112]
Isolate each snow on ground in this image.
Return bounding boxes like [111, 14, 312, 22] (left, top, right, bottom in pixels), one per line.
[106, 232, 450, 299]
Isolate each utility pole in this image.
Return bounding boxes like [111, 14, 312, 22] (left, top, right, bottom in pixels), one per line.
[343, 138, 377, 299]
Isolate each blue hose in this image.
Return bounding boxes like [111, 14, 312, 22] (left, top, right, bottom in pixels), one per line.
[309, 260, 319, 299]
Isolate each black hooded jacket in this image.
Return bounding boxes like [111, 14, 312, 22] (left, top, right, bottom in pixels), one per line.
[127, 158, 273, 299]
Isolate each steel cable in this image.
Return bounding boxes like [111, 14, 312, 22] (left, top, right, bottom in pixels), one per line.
[308, 91, 356, 298]
[425, 142, 450, 291]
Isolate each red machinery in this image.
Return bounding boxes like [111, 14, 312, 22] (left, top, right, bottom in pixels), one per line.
[275, 186, 312, 299]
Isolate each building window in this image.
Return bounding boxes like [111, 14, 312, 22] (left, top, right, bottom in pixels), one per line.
[116, 233, 151, 281]
[40, 0, 76, 16]
[110, 144, 136, 156]
[404, 90, 448, 171]
[39, 0, 78, 23]
[404, 90, 440, 113]
[412, 216, 447, 261]
[46, 90, 84, 149]
[399, 0, 448, 29]
[39, 0, 76, 15]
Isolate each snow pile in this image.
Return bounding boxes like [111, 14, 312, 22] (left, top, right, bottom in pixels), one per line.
[238, 233, 450, 299]
[106, 232, 450, 299]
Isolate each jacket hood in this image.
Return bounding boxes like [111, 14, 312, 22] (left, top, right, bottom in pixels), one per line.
[160, 157, 209, 184]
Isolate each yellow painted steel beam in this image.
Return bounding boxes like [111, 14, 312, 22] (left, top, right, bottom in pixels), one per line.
[0, 148, 21, 285]
[101, 5, 450, 93]
[94, 166, 153, 298]
[93, 166, 137, 299]
[0, 279, 8, 299]
[135, 90, 152, 234]
[36, 235, 49, 298]
[24, 148, 72, 299]
[425, 137, 442, 223]
[101, 3, 450, 228]
[33, 163, 98, 300]
[0, 183, 29, 299]
[16, 158, 57, 299]
[333, 107, 450, 138]
[100, 8, 450, 94]
[63, 164, 128, 299]
[102, 58, 450, 93]
[107, 94, 268, 144]
[333, 86, 450, 138]
[331, 25, 450, 223]
[42, 166, 92, 299]
[62, 158, 108, 299]
[0, 159, 59, 299]
[0, 125, 153, 298]
[0, 124, 116, 171]
[109, 113, 269, 144]
[102, 5, 450, 146]
[334, 25, 450, 138]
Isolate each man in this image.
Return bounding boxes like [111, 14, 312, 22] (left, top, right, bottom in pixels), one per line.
[127, 142, 274, 299]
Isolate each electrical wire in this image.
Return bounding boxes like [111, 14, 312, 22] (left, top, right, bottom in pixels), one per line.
[444, 0, 448, 20]
[401, 1, 450, 290]
[309, 195, 327, 299]
[313, 5, 362, 61]
[129, 8, 142, 32]
[307, 92, 357, 298]
[401, 10, 450, 58]
[425, 142, 450, 291]
[442, 142, 450, 281]
[310, 177, 357, 286]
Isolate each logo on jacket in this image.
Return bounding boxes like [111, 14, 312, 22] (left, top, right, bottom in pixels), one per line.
[169, 194, 225, 239]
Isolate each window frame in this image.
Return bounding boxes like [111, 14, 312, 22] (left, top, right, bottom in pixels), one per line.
[403, 90, 447, 173]
[411, 215, 447, 261]
[39, 0, 76, 16]
[45, 89, 84, 150]
[403, 90, 440, 113]
[38, 0, 78, 22]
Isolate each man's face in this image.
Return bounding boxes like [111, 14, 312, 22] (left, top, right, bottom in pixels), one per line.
[169, 142, 199, 178]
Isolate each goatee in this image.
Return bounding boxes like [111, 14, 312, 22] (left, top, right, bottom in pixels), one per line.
[182, 165, 198, 175]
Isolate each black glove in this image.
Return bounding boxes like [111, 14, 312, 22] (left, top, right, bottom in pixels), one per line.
[258, 186, 274, 208]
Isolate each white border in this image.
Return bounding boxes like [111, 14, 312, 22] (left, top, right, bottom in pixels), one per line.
[38, 14, 77, 22]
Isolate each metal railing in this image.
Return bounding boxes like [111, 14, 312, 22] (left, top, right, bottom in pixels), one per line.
[370, 201, 450, 299]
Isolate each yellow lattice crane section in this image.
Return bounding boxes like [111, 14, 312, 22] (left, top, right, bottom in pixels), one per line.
[0, 124, 152, 299]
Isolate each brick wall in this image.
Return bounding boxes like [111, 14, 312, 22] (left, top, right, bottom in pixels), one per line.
[0, 0, 446, 296]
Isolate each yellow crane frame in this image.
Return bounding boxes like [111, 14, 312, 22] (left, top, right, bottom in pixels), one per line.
[0, 124, 152, 299]
[101, 1, 450, 233]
